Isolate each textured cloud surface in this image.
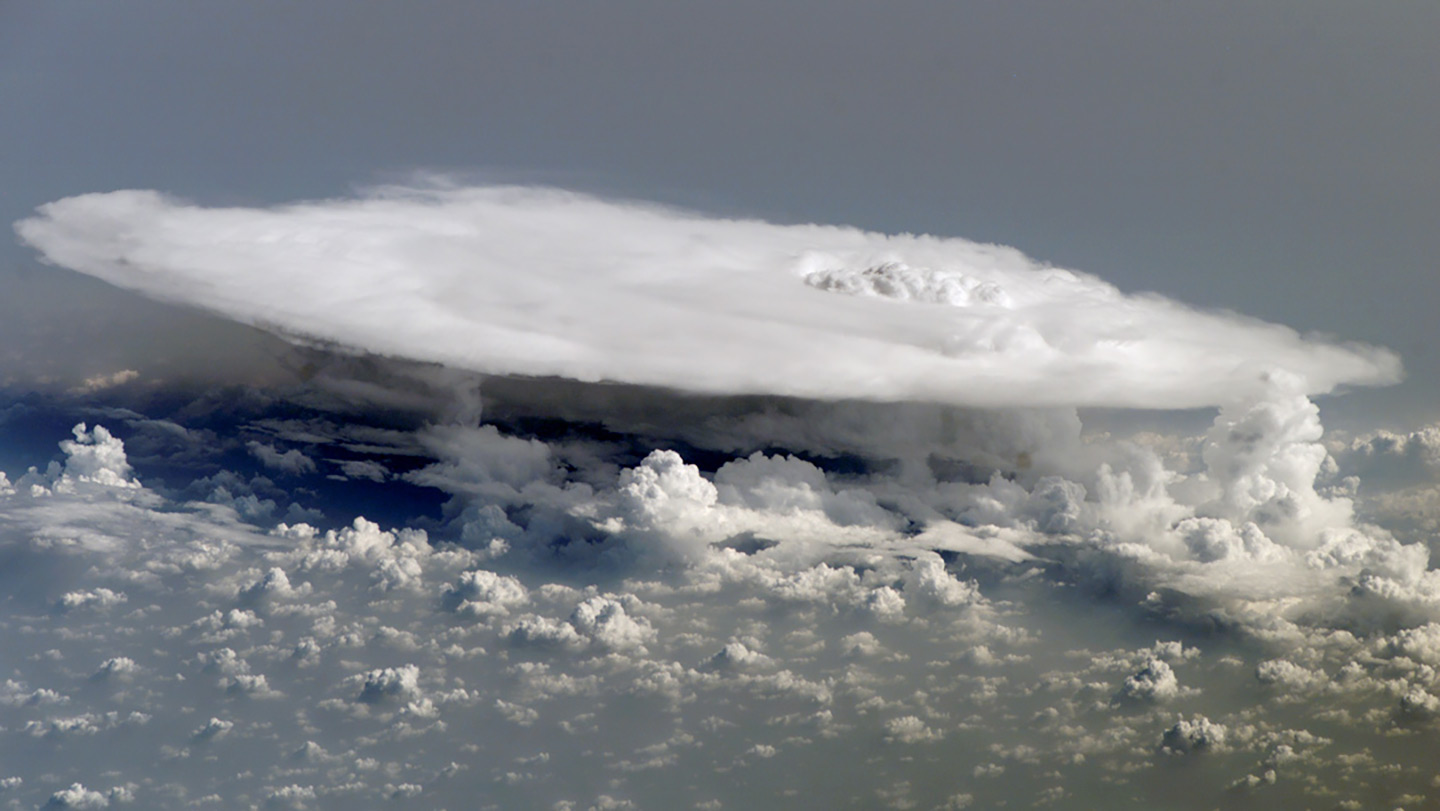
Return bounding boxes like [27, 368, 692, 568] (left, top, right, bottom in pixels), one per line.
[15, 185, 1399, 408]
[9, 183, 1439, 809]
[3, 393, 1440, 809]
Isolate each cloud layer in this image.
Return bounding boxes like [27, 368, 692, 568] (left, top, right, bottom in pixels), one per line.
[2, 398, 1440, 809]
[7, 182, 1437, 809]
[15, 184, 1399, 409]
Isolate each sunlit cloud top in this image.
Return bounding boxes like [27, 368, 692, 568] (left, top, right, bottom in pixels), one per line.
[15, 183, 1400, 408]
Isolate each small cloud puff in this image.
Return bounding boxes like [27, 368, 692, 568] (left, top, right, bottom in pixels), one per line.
[192, 717, 235, 742]
[1159, 716, 1229, 754]
[884, 715, 944, 744]
[700, 641, 773, 672]
[42, 783, 111, 809]
[91, 657, 139, 681]
[239, 567, 308, 603]
[442, 569, 529, 617]
[1117, 658, 1186, 704]
[56, 588, 127, 613]
[353, 665, 422, 704]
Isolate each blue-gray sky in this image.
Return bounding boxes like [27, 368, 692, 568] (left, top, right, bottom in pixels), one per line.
[3, 1, 1437, 425]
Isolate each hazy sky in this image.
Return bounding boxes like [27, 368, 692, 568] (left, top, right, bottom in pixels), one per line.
[3, 1, 1438, 424]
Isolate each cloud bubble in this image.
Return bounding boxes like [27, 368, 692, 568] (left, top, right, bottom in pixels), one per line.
[15, 183, 1399, 409]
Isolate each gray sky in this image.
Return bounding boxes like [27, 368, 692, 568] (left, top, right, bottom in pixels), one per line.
[3, 1, 1437, 425]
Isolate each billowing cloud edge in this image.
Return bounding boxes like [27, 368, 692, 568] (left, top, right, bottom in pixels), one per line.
[13, 183, 1401, 409]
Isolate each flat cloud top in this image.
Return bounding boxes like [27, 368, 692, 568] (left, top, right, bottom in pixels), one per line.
[15, 184, 1400, 408]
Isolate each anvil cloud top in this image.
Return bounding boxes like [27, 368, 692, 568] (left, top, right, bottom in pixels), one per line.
[16, 183, 1400, 409]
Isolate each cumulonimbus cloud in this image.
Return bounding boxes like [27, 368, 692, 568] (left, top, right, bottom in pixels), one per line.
[14, 183, 1400, 409]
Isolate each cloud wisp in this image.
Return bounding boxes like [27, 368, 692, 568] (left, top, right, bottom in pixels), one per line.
[15, 183, 1399, 409]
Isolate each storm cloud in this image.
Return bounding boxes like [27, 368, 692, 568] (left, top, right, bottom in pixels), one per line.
[16, 184, 1399, 409]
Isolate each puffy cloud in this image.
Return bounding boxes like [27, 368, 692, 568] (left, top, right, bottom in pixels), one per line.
[884, 715, 943, 744]
[1378, 622, 1440, 665]
[603, 447, 905, 564]
[0, 680, 68, 707]
[42, 783, 110, 809]
[56, 588, 127, 612]
[503, 614, 586, 649]
[1255, 659, 1327, 694]
[25, 715, 103, 738]
[864, 585, 907, 621]
[1117, 658, 1185, 704]
[1174, 517, 1282, 564]
[353, 665, 422, 704]
[271, 517, 447, 592]
[442, 569, 529, 618]
[1398, 688, 1440, 722]
[191, 717, 234, 742]
[1328, 423, 1440, 545]
[613, 450, 721, 560]
[569, 596, 655, 652]
[1159, 716, 1228, 754]
[1334, 424, 1440, 489]
[15, 184, 1398, 409]
[839, 631, 884, 658]
[24, 712, 149, 739]
[902, 555, 982, 608]
[238, 567, 306, 602]
[263, 785, 316, 808]
[1196, 380, 1353, 547]
[713, 452, 895, 529]
[92, 657, 139, 680]
[58, 423, 138, 489]
[701, 641, 773, 672]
